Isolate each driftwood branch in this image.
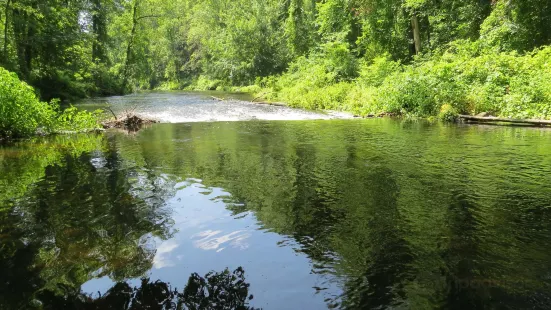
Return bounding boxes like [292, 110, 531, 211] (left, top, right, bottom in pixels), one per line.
[210, 96, 225, 101]
[251, 95, 263, 103]
[459, 115, 551, 126]
[106, 106, 118, 121]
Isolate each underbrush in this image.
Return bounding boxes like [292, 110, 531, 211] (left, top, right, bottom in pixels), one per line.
[255, 43, 551, 119]
[0, 68, 101, 139]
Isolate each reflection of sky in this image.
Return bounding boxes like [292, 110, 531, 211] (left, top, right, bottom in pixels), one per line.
[82, 179, 342, 309]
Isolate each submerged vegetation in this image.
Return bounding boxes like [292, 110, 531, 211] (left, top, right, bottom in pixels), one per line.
[1, 0, 551, 126]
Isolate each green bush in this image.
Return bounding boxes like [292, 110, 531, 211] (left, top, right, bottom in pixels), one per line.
[320, 42, 359, 82]
[192, 76, 227, 91]
[0, 68, 56, 138]
[260, 43, 551, 120]
[0, 68, 100, 139]
[53, 103, 103, 133]
[438, 104, 459, 122]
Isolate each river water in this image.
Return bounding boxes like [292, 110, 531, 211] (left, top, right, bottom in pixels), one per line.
[77, 91, 353, 122]
[1, 92, 551, 309]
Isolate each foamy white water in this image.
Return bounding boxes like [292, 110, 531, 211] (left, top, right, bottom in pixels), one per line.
[78, 91, 354, 122]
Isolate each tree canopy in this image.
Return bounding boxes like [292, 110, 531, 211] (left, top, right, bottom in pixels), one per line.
[1, 0, 550, 117]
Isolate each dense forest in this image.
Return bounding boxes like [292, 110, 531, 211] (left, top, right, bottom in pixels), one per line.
[1, 0, 551, 123]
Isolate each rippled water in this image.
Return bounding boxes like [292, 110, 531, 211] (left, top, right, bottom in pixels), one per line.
[1, 94, 551, 309]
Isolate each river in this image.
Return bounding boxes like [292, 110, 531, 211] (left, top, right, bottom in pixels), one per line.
[1, 92, 550, 309]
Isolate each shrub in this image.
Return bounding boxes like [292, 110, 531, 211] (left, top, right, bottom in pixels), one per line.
[0, 68, 56, 138]
[0, 68, 100, 139]
[260, 43, 551, 120]
[438, 104, 459, 122]
[53, 103, 103, 133]
[320, 42, 359, 81]
[192, 76, 226, 91]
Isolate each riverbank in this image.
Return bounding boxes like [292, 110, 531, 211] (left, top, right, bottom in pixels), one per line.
[180, 45, 551, 124]
[0, 68, 101, 140]
[144, 87, 551, 127]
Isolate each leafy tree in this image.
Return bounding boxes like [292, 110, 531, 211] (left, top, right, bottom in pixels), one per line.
[283, 0, 316, 57]
[2, 0, 551, 117]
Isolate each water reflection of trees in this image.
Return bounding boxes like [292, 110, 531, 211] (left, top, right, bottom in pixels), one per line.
[37, 268, 257, 310]
[2, 122, 551, 309]
[0, 136, 176, 309]
[134, 122, 417, 308]
[133, 121, 551, 309]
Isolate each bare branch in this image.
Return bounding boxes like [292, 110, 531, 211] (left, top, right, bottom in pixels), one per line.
[106, 106, 118, 121]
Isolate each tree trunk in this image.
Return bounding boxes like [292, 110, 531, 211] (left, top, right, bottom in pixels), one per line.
[13, 9, 32, 79]
[411, 14, 421, 54]
[2, 0, 11, 60]
[424, 15, 431, 51]
[121, 0, 139, 93]
[92, 0, 108, 63]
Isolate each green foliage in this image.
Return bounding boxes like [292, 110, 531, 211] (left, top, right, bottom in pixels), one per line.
[0, 68, 56, 138]
[357, 56, 401, 87]
[284, 0, 316, 57]
[438, 103, 458, 122]
[191, 76, 227, 91]
[54, 104, 103, 133]
[189, 0, 290, 84]
[0, 0, 122, 100]
[480, 0, 551, 53]
[322, 41, 359, 81]
[0, 68, 100, 138]
[262, 45, 551, 119]
[317, 0, 352, 41]
[1, 0, 551, 120]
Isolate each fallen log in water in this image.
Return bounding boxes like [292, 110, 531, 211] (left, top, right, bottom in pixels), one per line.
[459, 115, 551, 126]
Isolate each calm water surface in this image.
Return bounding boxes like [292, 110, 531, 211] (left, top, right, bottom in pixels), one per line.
[1, 94, 551, 309]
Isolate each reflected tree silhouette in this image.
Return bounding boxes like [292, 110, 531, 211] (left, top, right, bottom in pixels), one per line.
[0, 137, 176, 309]
[37, 268, 258, 310]
[4, 121, 551, 309]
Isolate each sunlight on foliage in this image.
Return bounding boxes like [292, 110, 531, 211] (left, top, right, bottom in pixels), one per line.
[0, 68, 101, 138]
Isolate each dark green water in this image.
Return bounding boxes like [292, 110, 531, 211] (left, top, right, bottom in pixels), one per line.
[1, 119, 551, 309]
